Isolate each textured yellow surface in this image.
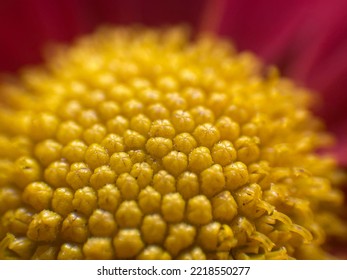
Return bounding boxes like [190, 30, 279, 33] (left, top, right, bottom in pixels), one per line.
[0, 26, 346, 259]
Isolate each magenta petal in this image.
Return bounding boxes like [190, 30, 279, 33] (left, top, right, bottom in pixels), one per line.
[0, 0, 97, 71]
[0, 0, 207, 72]
[94, 0, 207, 27]
[202, 0, 313, 62]
[331, 121, 347, 166]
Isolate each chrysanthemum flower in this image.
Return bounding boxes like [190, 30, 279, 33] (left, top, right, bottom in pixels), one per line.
[0, 0, 346, 260]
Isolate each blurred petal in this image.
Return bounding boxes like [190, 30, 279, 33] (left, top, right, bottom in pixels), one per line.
[0, 0, 207, 72]
[201, 0, 312, 62]
[94, 0, 206, 27]
[0, 0, 96, 71]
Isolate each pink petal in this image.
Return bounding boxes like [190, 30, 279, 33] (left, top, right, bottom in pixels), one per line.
[0, 0, 95, 71]
[0, 0, 207, 72]
[94, 0, 207, 27]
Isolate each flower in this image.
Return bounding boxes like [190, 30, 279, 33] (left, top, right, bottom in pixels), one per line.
[0, 25, 346, 260]
[2, 1, 347, 258]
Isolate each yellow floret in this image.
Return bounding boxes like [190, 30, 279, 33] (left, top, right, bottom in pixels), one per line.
[162, 151, 188, 176]
[122, 99, 144, 118]
[27, 210, 62, 242]
[193, 123, 220, 148]
[6, 237, 35, 259]
[200, 164, 225, 197]
[77, 109, 99, 128]
[197, 222, 237, 252]
[83, 237, 114, 260]
[30, 113, 59, 141]
[146, 137, 173, 158]
[116, 173, 139, 200]
[97, 101, 120, 121]
[123, 129, 146, 150]
[171, 110, 195, 133]
[149, 119, 176, 138]
[61, 140, 88, 163]
[152, 170, 176, 195]
[137, 245, 171, 260]
[13, 157, 41, 189]
[164, 93, 186, 111]
[58, 243, 83, 260]
[90, 165, 116, 190]
[34, 140, 62, 166]
[146, 103, 170, 120]
[138, 186, 161, 214]
[72, 186, 97, 216]
[56, 121, 83, 144]
[161, 193, 185, 223]
[44, 161, 69, 188]
[60, 213, 88, 243]
[22, 182, 53, 211]
[224, 161, 249, 190]
[130, 162, 153, 188]
[188, 146, 213, 173]
[83, 124, 107, 145]
[164, 223, 196, 256]
[173, 132, 197, 154]
[0, 187, 21, 214]
[51, 187, 74, 217]
[190, 106, 215, 125]
[128, 149, 146, 164]
[0, 26, 346, 260]
[31, 245, 59, 260]
[178, 246, 206, 260]
[176, 171, 200, 199]
[101, 134, 124, 155]
[84, 143, 109, 170]
[65, 162, 92, 190]
[110, 152, 133, 174]
[215, 116, 240, 141]
[2, 208, 33, 236]
[212, 190, 238, 223]
[211, 140, 237, 166]
[187, 195, 213, 225]
[88, 209, 117, 237]
[97, 184, 121, 212]
[130, 114, 151, 135]
[107, 115, 129, 135]
[115, 200, 142, 228]
[141, 214, 167, 244]
[113, 229, 144, 259]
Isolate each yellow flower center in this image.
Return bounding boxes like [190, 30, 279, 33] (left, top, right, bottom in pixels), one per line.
[0, 26, 345, 260]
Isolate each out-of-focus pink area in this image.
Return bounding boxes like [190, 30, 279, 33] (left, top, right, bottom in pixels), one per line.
[0, 0, 207, 71]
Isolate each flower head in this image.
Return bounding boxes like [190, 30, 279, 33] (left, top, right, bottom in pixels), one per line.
[0, 26, 345, 259]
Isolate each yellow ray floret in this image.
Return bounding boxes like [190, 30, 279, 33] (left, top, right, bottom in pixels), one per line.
[0, 26, 346, 260]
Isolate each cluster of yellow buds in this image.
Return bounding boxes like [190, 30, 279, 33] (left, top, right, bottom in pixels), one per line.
[0, 26, 345, 259]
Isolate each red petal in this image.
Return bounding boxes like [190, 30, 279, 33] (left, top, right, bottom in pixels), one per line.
[94, 0, 207, 27]
[0, 0, 207, 72]
[0, 0, 96, 71]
